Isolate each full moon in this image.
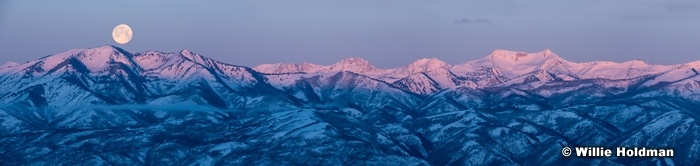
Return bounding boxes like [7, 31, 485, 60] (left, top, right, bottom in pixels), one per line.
[112, 24, 133, 44]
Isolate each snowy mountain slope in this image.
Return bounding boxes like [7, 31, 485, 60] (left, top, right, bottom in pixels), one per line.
[389, 58, 464, 95]
[255, 57, 464, 94]
[451, 49, 567, 78]
[254, 57, 383, 75]
[256, 49, 687, 94]
[0, 46, 299, 112]
[0, 61, 18, 69]
[1, 46, 700, 165]
[674, 60, 700, 70]
[412, 80, 700, 165]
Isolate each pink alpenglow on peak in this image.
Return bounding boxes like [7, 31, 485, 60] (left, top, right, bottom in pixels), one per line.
[1, 61, 19, 69]
[255, 48, 698, 90]
[329, 57, 381, 74]
[254, 57, 383, 75]
[0, 46, 699, 97]
[407, 58, 451, 72]
[5, 46, 698, 96]
[451, 49, 566, 78]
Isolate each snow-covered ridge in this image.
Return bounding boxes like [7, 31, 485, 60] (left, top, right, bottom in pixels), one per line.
[254, 57, 383, 75]
[253, 49, 700, 93]
[0, 45, 261, 93]
[254, 57, 453, 75]
[255, 49, 697, 80]
[2, 46, 699, 96]
[3, 46, 700, 166]
[0, 45, 250, 74]
[0, 61, 18, 69]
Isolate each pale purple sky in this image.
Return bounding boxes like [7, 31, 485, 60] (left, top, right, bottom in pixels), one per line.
[1, 0, 699, 68]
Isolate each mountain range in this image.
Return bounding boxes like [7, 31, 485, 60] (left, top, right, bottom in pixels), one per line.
[1, 45, 699, 165]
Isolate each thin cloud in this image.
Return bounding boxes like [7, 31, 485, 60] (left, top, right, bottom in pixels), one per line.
[454, 18, 491, 24]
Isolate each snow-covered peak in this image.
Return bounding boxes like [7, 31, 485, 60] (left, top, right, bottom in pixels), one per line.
[84, 45, 130, 57]
[174, 49, 229, 69]
[674, 60, 700, 70]
[179, 50, 198, 61]
[0, 61, 19, 69]
[132, 51, 174, 70]
[178, 50, 213, 64]
[73, 45, 137, 72]
[331, 57, 375, 68]
[254, 63, 304, 74]
[542, 48, 554, 55]
[407, 58, 451, 71]
[452, 49, 566, 78]
[627, 59, 650, 66]
[254, 57, 382, 75]
[14, 45, 136, 74]
[326, 57, 382, 75]
[565, 59, 672, 80]
[335, 57, 370, 65]
[300, 62, 323, 71]
[488, 49, 522, 57]
[95, 45, 127, 52]
[486, 49, 560, 64]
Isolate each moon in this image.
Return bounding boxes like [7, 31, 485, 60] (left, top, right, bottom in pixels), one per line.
[112, 24, 133, 44]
